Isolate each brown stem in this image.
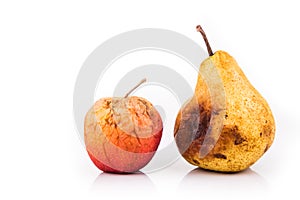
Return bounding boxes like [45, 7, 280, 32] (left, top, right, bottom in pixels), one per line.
[124, 78, 147, 98]
[196, 25, 214, 56]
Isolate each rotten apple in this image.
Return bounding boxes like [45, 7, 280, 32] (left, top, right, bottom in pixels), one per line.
[84, 79, 163, 173]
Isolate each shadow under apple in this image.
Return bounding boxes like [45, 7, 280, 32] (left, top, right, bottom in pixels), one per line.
[91, 171, 155, 195]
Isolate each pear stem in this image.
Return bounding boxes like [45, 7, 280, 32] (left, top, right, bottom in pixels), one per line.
[124, 78, 147, 98]
[196, 25, 214, 56]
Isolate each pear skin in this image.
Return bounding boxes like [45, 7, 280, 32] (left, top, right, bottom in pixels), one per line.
[174, 26, 275, 172]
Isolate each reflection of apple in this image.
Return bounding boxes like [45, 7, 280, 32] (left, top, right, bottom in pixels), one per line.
[92, 172, 155, 194]
[84, 79, 163, 173]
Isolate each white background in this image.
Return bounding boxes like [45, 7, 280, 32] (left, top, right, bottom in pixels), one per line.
[1, 0, 299, 199]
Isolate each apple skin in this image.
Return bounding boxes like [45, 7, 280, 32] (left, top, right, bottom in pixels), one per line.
[84, 96, 163, 173]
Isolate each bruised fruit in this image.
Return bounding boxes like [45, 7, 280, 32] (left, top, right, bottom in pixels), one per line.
[84, 79, 163, 173]
[174, 25, 275, 172]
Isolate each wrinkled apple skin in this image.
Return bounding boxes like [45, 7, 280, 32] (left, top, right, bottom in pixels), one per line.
[84, 96, 163, 173]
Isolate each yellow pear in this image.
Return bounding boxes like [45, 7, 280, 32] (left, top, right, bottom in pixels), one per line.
[174, 25, 275, 172]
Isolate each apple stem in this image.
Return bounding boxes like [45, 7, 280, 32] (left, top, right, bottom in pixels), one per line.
[124, 78, 147, 98]
[196, 25, 214, 56]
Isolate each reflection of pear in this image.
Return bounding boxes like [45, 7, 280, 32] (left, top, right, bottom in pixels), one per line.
[179, 168, 267, 193]
[174, 25, 275, 172]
